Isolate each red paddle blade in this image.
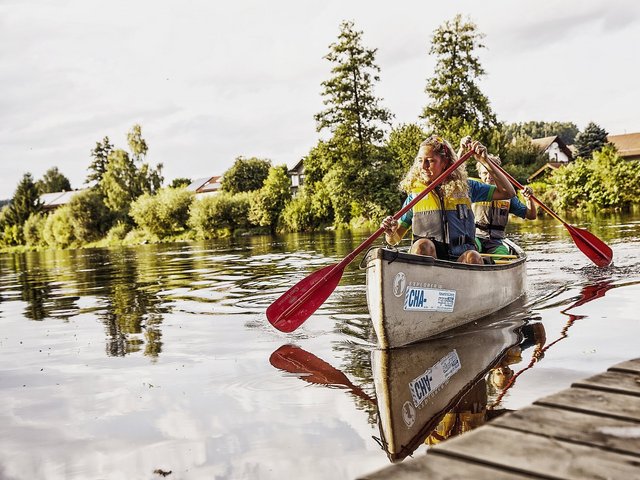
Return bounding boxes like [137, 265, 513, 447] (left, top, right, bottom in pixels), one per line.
[566, 224, 613, 267]
[267, 263, 344, 333]
[269, 344, 352, 386]
[269, 344, 375, 402]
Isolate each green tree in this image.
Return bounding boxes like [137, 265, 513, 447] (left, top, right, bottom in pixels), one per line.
[504, 121, 579, 145]
[66, 189, 114, 242]
[500, 136, 549, 184]
[188, 192, 254, 238]
[99, 125, 163, 219]
[310, 20, 394, 227]
[23, 212, 46, 247]
[42, 205, 76, 248]
[315, 20, 393, 160]
[574, 122, 609, 159]
[552, 147, 640, 210]
[127, 124, 149, 162]
[281, 192, 317, 232]
[421, 14, 498, 145]
[86, 136, 113, 185]
[130, 187, 194, 238]
[35, 167, 72, 194]
[221, 157, 271, 194]
[249, 165, 292, 231]
[100, 149, 139, 215]
[385, 123, 427, 178]
[169, 177, 191, 188]
[5, 173, 42, 233]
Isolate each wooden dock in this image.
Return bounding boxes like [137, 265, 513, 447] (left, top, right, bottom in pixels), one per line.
[360, 358, 640, 479]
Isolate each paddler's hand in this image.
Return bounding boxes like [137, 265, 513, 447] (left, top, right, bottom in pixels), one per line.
[381, 216, 398, 234]
[471, 141, 489, 164]
[522, 186, 533, 199]
[459, 135, 472, 152]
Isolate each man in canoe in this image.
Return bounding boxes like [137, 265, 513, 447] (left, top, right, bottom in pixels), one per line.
[459, 137, 537, 256]
[381, 135, 516, 264]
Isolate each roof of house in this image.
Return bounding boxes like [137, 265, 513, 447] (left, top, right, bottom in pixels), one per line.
[530, 136, 557, 151]
[288, 158, 304, 174]
[186, 176, 222, 192]
[531, 135, 573, 159]
[607, 132, 640, 158]
[40, 189, 88, 209]
[527, 162, 564, 183]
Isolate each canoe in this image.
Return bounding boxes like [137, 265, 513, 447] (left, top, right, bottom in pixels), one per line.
[372, 317, 526, 461]
[365, 239, 526, 349]
[268, 315, 546, 463]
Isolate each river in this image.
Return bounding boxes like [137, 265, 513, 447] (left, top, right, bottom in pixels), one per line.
[0, 210, 639, 479]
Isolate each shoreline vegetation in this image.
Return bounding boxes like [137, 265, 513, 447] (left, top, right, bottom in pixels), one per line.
[3, 16, 640, 255]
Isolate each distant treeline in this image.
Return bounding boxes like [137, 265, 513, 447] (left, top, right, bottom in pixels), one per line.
[2, 16, 639, 252]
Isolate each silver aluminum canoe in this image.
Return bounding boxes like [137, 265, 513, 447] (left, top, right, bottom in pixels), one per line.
[365, 239, 526, 349]
[372, 318, 523, 461]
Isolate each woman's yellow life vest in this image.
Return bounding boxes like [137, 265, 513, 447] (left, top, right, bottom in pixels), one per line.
[408, 185, 476, 257]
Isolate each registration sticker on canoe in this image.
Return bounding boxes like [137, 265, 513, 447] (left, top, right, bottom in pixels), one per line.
[409, 350, 461, 407]
[403, 286, 456, 312]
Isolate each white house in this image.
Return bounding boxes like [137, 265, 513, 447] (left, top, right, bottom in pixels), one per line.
[288, 159, 304, 196]
[530, 136, 573, 163]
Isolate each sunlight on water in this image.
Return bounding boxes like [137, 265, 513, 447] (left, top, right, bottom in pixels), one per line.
[0, 212, 639, 479]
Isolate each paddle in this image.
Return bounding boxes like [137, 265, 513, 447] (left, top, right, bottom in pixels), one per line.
[267, 149, 477, 333]
[269, 344, 374, 403]
[487, 159, 613, 267]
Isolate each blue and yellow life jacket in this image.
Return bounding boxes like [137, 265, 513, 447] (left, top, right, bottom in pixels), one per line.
[408, 185, 476, 258]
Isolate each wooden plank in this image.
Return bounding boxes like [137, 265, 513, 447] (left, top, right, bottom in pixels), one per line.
[535, 387, 640, 423]
[431, 425, 640, 480]
[358, 452, 534, 480]
[572, 370, 640, 397]
[490, 404, 640, 457]
[609, 358, 640, 374]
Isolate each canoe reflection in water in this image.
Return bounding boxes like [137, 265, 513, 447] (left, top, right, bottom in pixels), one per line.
[270, 316, 546, 462]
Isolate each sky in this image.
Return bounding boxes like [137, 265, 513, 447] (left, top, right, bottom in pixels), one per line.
[1, 0, 639, 200]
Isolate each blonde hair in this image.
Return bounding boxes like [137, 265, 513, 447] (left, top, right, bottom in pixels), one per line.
[400, 136, 469, 198]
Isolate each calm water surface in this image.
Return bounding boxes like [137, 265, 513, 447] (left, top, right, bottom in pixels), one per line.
[1, 211, 639, 479]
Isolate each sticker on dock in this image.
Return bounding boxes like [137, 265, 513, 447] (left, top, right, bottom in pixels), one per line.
[409, 350, 461, 408]
[403, 286, 456, 312]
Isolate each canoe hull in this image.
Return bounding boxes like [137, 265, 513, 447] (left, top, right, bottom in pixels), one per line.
[372, 321, 521, 461]
[365, 241, 526, 348]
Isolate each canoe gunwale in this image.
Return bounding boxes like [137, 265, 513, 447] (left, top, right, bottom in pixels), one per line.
[365, 241, 526, 272]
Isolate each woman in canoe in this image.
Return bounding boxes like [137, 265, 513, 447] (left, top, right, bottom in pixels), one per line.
[381, 135, 515, 264]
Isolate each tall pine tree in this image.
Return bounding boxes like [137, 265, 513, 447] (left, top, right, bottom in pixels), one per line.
[574, 122, 609, 159]
[313, 20, 393, 224]
[6, 173, 42, 226]
[315, 20, 392, 158]
[421, 15, 497, 145]
[86, 136, 113, 186]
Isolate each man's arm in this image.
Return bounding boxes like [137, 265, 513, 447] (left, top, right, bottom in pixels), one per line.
[472, 142, 516, 200]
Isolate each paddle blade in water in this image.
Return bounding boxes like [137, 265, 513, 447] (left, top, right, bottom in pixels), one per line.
[269, 344, 374, 402]
[269, 344, 352, 386]
[567, 225, 613, 267]
[267, 263, 343, 333]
